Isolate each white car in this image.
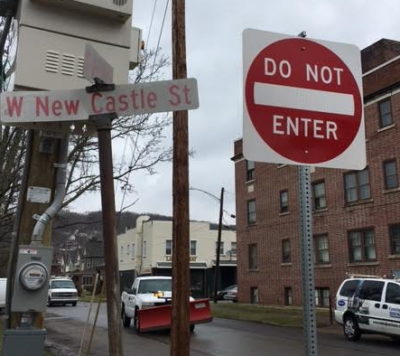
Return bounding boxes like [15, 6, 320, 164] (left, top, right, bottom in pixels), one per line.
[335, 276, 400, 341]
[48, 277, 78, 307]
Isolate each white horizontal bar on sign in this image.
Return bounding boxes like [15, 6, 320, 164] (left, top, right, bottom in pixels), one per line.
[254, 82, 355, 116]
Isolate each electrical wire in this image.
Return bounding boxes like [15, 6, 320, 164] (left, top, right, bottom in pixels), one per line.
[151, 0, 170, 73]
[146, 0, 158, 48]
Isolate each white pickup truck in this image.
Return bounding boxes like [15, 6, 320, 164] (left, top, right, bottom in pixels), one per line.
[121, 275, 212, 333]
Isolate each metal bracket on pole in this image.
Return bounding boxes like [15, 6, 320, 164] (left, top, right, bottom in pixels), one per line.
[86, 79, 117, 130]
[298, 165, 318, 356]
[85, 78, 115, 93]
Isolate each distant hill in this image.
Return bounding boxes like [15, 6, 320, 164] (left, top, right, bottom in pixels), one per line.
[52, 210, 173, 248]
[52, 210, 235, 247]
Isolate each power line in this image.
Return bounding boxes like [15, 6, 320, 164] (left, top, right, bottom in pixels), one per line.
[146, 0, 158, 47]
[152, 0, 170, 71]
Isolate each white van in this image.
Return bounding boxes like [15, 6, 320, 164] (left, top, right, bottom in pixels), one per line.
[48, 277, 78, 306]
[335, 276, 400, 341]
[0, 278, 6, 310]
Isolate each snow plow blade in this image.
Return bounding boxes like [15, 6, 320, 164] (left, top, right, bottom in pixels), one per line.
[137, 298, 213, 332]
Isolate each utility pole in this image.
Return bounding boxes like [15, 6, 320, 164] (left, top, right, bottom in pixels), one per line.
[213, 187, 224, 303]
[9, 131, 60, 329]
[171, 0, 190, 355]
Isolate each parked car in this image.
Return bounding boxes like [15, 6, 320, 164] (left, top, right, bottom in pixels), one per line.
[48, 277, 78, 307]
[217, 284, 237, 300]
[335, 276, 400, 341]
[223, 285, 238, 302]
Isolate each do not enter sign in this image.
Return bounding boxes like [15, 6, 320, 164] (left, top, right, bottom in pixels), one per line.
[243, 29, 366, 169]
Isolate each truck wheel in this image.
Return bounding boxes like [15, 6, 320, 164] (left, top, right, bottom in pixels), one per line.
[190, 324, 195, 333]
[343, 315, 361, 341]
[122, 308, 131, 328]
[134, 308, 141, 333]
[72, 302, 77, 307]
[47, 298, 53, 307]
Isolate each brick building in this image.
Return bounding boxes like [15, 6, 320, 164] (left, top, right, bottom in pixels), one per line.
[232, 38, 400, 307]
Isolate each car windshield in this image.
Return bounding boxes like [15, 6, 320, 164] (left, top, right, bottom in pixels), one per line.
[138, 279, 172, 293]
[50, 280, 75, 289]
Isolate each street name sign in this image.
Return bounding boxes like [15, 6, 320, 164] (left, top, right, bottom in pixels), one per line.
[0, 78, 199, 125]
[243, 29, 365, 169]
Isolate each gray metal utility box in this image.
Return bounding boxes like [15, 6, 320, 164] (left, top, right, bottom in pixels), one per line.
[2, 328, 46, 356]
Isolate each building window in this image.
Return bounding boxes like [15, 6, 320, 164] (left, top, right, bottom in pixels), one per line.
[389, 224, 400, 255]
[282, 239, 291, 263]
[126, 244, 130, 256]
[230, 242, 237, 256]
[344, 168, 371, 203]
[348, 229, 376, 262]
[315, 288, 330, 307]
[247, 199, 256, 225]
[190, 240, 197, 256]
[216, 241, 224, 255]
[314, 234, 330, 264]
[312, 181, 327, 210]
[246, 160, 255, 181]
[166, 240, 172, 255]
[83, 276, 93, 285]
[248, 243, 258, 270]
[284, 287, 293, 305]
[384, 160, 398, 189]
[280, 190, 289, 213]
[379, 98, 393, 128]
[250, 287, 259, 304]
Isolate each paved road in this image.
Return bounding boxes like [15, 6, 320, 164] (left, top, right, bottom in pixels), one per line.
[45, 302, 400, 356]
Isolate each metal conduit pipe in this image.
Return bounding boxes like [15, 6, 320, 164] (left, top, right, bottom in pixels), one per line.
[31, 135, 69, 244]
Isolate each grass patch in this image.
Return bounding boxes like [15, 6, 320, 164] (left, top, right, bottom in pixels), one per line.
[79, 291, 106, 303]
[210, 302, 332, 328]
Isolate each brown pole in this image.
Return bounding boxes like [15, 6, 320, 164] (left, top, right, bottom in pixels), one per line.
[171, 0, 190, 355]
[213, 187, 224, 303]
[91, 113, 123, 356]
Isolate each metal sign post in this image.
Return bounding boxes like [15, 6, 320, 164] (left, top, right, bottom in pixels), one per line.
[298, 165, 317, 356]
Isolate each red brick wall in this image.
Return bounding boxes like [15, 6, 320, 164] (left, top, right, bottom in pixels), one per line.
[233, 40, 400, 305]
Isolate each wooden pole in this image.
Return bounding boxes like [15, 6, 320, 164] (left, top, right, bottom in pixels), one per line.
[91, 113, 123, 356]
[10, 131, 59, 329]
[171, 0, 190, 355]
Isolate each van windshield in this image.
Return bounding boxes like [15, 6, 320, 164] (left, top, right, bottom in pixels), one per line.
[50, 280, 76, 289]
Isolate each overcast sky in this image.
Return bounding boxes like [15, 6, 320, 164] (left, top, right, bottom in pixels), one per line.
[71, 0, 400, 224]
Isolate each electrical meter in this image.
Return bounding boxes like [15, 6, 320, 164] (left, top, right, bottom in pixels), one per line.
[19, 262, 48, 291]
[11, 245, 53, 312]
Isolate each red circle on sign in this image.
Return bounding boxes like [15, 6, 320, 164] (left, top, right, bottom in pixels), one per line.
[245, 38, 362, 163]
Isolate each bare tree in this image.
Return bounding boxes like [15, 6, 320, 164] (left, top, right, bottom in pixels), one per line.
[0, 45, 172, 243]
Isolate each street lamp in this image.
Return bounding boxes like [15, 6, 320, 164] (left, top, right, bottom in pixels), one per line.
[189, 186, 235, 303]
